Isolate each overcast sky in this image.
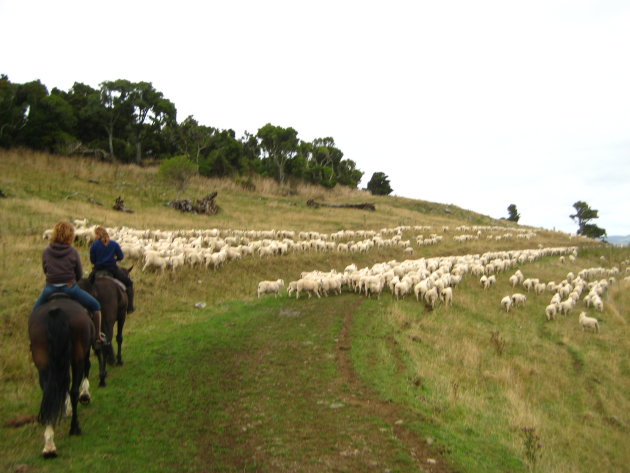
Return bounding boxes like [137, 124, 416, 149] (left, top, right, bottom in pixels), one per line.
[2, 0, 629, 235]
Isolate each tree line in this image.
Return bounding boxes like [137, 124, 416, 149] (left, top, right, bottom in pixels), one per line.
[0, 75, 365, 189]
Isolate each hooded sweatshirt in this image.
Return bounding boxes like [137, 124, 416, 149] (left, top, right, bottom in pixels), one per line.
[42, 243, 83, 285]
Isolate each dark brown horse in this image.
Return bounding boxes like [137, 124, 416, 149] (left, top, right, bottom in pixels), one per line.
[28, 296, 95, 458]
[79, 267, 131, 386]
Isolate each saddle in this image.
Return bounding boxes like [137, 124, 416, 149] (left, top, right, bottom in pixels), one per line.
[94, 270, 127, 292]
[47, 292, 71, 301]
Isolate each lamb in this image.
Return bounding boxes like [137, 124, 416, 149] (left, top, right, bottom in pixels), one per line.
[579, 312, 599, 333]
[257, 279, 285, 298]
[545, 303, 559, 321]
[559, 298, 575, 315]
[424, 286, 439, 309]
[501, 296, 513, 312]
[439, 287, 453, 307]
[511, 293, 527, 307]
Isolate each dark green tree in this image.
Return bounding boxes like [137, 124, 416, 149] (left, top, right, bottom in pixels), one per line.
[0, 75, 30, 146]
[570, 201, 607, 240]
[126, 81, 177, 164]
[99, 79, 134, 160]
[256, 123, 299, 184]
[168, 115, 216, 171]
[367, 172, 393, 195]
[507, 204, 520, 223]
[336, 159, 363, 188]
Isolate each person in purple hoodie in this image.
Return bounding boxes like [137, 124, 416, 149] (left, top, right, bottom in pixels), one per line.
[88, 226, 135, 313]
[33, 221, 105, 342]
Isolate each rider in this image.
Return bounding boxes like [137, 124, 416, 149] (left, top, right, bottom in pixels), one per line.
[88, 226, 135, 313]
[33, 221, 106, 342]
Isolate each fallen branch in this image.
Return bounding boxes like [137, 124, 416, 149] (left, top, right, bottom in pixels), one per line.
[168, 192, 218, 215]
[307, 199, 375, 211]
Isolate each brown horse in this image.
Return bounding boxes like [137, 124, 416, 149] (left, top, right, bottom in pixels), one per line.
[28, 296, 95, 458]
[79, 267, 131, 386]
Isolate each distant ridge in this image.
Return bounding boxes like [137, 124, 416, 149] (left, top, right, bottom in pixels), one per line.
[607, 235, 630, 246]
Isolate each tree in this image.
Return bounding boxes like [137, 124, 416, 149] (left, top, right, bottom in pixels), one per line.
[507, 204, 520, 223]
[256, 123, 299, 184]
[99, 79, 134, 160]
[366, 172, 393, 195]
[126, 81, 176, 164]
[570, 201, 607, 240]
[158, 155, 197, 198]
[169, 115, 216, 171]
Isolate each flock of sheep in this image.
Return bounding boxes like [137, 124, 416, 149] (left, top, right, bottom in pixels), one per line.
[55, 221, 550, 274]
[259, 247, 627, 334]
[54, 220, 626, 334]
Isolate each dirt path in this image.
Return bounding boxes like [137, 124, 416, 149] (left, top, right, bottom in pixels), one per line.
[336, 297, 453, 473]
[195, 296, 455, 472]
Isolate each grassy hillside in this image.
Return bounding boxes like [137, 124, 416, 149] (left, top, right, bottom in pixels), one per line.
[1, 149, 628, 473]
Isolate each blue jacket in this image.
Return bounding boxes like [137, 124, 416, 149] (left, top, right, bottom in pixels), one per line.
[90, 239, 124, 267]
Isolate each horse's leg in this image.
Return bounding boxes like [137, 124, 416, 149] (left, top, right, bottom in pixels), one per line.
[42, 424, 57, 458]
[93, 342, 107, 387]
[79, 377, 91, 404]
[69, 349, 86, 436]
[79, 351, 92, 404]
[65, 393, 72, 416]
[116, 314, 126, 366]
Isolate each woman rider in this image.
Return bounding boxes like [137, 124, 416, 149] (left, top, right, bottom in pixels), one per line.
[33, 221, 106, 342]
[89, 226, 135, 313]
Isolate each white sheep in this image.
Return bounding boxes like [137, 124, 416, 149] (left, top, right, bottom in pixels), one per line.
[439, 287, 453, 307]
[545, 303, 559, 321]
[424, 286, 439, 309]
[579, 312, 599, 333]
[296, 278, 322, 299]
[511, 293, 527, 307]
[257, 279, 285, 298]
[501, 296, 513, 312]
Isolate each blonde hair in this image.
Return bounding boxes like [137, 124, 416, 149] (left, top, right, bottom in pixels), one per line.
[51, 221, 75, 245]
[94, 226, 110, 245]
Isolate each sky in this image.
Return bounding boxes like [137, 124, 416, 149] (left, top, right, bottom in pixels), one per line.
[1, 0, 629, 235]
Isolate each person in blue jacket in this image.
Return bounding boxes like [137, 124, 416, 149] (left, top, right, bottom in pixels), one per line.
[89, 226, 135, 313]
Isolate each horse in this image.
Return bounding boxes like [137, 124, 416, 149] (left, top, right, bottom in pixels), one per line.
[79, 266, 131, 386]
[28, 296, 95, 458]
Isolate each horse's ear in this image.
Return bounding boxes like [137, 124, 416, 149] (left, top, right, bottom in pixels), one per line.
[128, 265, 134, 274]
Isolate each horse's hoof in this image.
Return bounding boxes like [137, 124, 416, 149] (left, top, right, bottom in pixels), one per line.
[69, 426, 82, 436]
[43, 449, 58, 459]
[99, 380, 107, 387]
[117, 360, 124, 366]
[79, 394, 91, 405]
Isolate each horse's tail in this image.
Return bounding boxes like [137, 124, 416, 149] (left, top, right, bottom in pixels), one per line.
[38, 307, 72, 426]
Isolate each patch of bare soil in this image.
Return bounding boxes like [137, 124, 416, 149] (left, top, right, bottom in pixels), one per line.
[336, 297, 455, 473]
[196, 298, 456, 472]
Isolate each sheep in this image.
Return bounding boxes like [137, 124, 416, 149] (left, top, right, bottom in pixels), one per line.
[559, 298, 575, 315]
[257, 279, 285, 298]
[508, 274, 519, 287]
[501, 296, 513, 312]
[286, 280, 298, 297]
[142, 251, 168, 272]
[545, 303, 559, 321]
[439, 287, 453, 307]
[394, 279, 412, 300]
[296, 278, 322, 299]
[511, 293, 527, 307]
[424, 286, 439, 309]
[591, 295, 604, 312]
[579, 312, 599, 333]
[534, 282, 547, 295]
[364, 275, 385, 299]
